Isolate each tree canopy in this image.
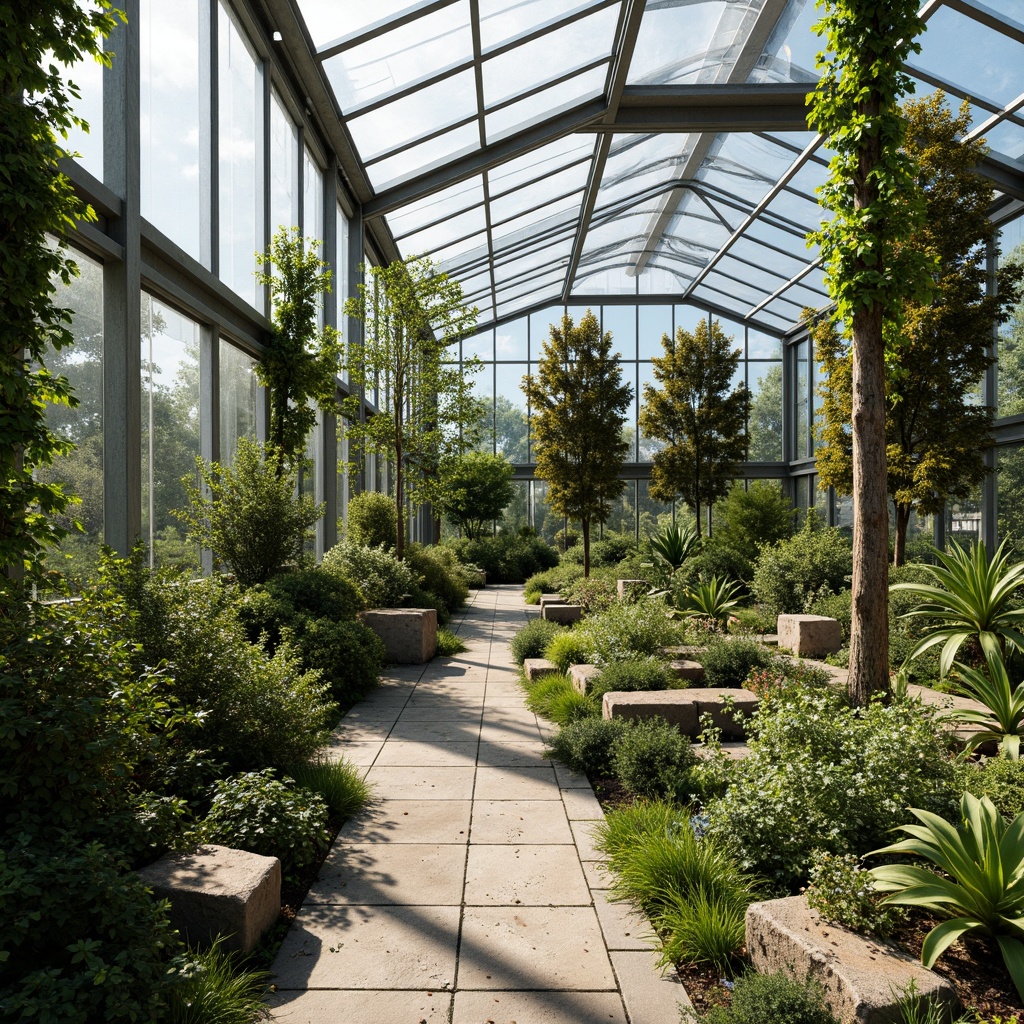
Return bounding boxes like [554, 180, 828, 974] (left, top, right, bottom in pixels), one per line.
[638, 317, 750, 539]
[435, 451, 515, 540]
[522, 310, 631, 576]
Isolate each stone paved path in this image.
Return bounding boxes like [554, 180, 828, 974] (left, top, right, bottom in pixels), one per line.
[269, 584, 690, 1024]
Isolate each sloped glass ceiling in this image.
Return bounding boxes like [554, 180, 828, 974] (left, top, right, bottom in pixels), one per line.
[298, 0, 1024, 333]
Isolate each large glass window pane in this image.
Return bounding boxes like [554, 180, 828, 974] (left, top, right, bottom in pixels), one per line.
[218, 2, 264, 308]
[747, 361, 783, 461]
[998, 444, 1024, 558]
[495, 363, 530, 462]
[141, 295, 201, 569]
[639, 304, 672, 358]
[41, 249, 104, 578]
[792, 339, 809, 460]
[495, 317, 528, 360]
[270, 91, 299, 237]
[998, 215, 1024, 417]
[603, 306, 636, 360]
[142, 0, 206, 263]
[945, 482, 983, 550]
[58, 37, 104, 178]
[604, 479, 636, 539]
[219, 340, 257, 464]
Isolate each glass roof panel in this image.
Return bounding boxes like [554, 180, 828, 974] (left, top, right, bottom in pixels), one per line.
[697, 133, 797, 208]
[914, 6, 1024, 110]
[491, 192, 585, 248]
[627, 0, 727, 85]
[362, 122, 480, 190]
[396, 205, 488, 257]
[321, 3, 472, 111]
[639, 262, 696, 294]
[484, 65, 608, 144]
[748, 0, 821, 84]
[348, 70, 478, 159]
[481, 5, 619, 106]
[716, 254, 789, 292]
[433, 231, 490, 267]
[596, 133, 690, 213]
[298, 0, 432, 49]
[487, 135, 594, 195]
[490, 163, 591, 223]
[479, 0, 610, 49]
[984, 119, 1024, 163]
[388, 176, 485, 239]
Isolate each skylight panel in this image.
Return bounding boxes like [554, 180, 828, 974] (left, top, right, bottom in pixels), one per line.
[298, 0, 437, 49]
[363, 121, 480, 190]
[388, 176, 486, 239]
[627, 0, 728, 85]
[487, 136, 593, 195]
[478, 0, 612, 50]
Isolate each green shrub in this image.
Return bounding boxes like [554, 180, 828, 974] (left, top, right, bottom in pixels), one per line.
[174, 437, 322, 587]
[543, 630, 590, 673]
[194, 769, 330, 876]
[590, 658, 677, 699]
[405, 543, 469, 614]
[700, 637, 776, 689]
[286, 756, 371, 821]
[408, 583, 450, 625]
[296, 618, 385, 706]
[447, 533, 559, 583]
[344, 490, 398, 550]
[751, 511, 852, 618]
[805, 849, 905, 938]
[571, 599, 685, 666]
[703, 971, 839, 1024]
[611, 717, 696, 800]
[524, 564, 584, 601]
[436, 627, 467, 656]
[561, 573, 617, 613]
[510, 618, 564, 666]
[0, 835, 177, 1024]
[706, 687, 958, 888]
[954, 755, 1024, 821]
[713, 481, 796, 554]
[546, 717, 627, 776]
[167, 938, 268, 1024]
[322, 540, 417, 608]
[676, 541, 755, 589]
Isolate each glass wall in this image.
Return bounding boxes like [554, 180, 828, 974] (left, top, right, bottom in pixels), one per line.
[998, 443, 1024, 557]
[220, 339, 258, 464]
[141, 295, 201, 568]
[218, 0, 264, 308]
[998, 214, 1024, 417]
[41, 249, 105, 577]
[269, 90, 299, 240]
[141, 0, 207, 262]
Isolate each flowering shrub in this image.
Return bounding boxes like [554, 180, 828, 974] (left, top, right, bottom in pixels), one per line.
[745, 660, 831, 699]
[805, 850, 904, 938]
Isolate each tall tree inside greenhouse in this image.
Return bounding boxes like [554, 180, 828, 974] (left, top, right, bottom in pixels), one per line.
[638, 318, 750, 539]
[522, 311, 631, 576]
[255, 227, 342, 474]
[0, 3, 121, 589]
[434, 451, 515, 540]
[807, 0, 932, 704]
[816, 94, 1024, 568]
[343, 256, 480, 559]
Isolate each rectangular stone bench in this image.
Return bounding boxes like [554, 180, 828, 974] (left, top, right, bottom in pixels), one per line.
[137, 844, 281, 953]
[543, 603, 582, 624]
[568, 663, 602, 694]
[602, 687, 758, 739]
[359, 608, 437, 663]
[538, 593, 566, 608]
[777, 614, 842, 658]
[523, 657, 559, 683]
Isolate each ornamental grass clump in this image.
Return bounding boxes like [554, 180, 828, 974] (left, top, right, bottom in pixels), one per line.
[523, 671, 598, 725]
[510, 617, 564, 666]
[286, 755, 371, 821]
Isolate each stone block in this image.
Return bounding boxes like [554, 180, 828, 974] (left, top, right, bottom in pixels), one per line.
[616, 579, 649, 600]
[359, 608, 437, 664]
[777, 614, 843, 658]
[524, 657, 559, 682]
[538, 593, 567, 608]
[137, 844, 280, 953]
[747, 896, 959, 1024]
[602, 687, 757, 739]
[543, 603, 583, 624]
[569, 663, 603, 694]
[668, 659, 705, 683]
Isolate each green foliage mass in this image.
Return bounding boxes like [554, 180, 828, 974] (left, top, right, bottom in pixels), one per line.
[253, 228, 342, 473]
[287, 756, 371, 822]
[193, 769, 330, 877]
[566, 599, 685, 667]
[545, 717, 627, 777]
[589, 658, 678, 700]
[404, 543, 469, 614]
[610, 717, 696, 801]
[700, 637, 776, 689]
[751, 511, 852, 618]
[435, 452, 515, 540]
[523, 564, 585, 602]
[713, 481, 795, 554]
[703, 971, 839, 1024]
[165, 938, 269, 1024]
[0, 3, 121, 585]
[447, 532, 559, 584]
[510, 618, 564, 666]
[707, 687, 957, 888]
[955, 756, 1024, 822]
[174, 438, 323, 587]
[805, 849, 905, 938]
[344, 491, 398, 550]
[322, 540, 418, 608]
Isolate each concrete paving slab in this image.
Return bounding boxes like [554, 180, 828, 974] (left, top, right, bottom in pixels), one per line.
[395, 705, 484, 723]
[307, 843, 466, 905]
[373, 741, 479, 767]
[268, 988, 453, 1023]
[270, 904, 459, 990]
[330, 721, 394, 741]
[611, 949, 692, 1022]
[321, 740, 384, 766]
[452, 990, 626, 1024]
[553, 763, 592, 788]
[470, 800, 573, 845]
[474, 765, 560, 800]
[475, 740, 551, 767]
[562, 787, 604, 820]
[478, 719, 543, 743]
[364, 767, 477, 800]
[388, 720, 482, 743]
[570, 820, 602, 861]
[581, 859, 611, 889]
[464, 845, 590, 905]
[457, 906, 615, 989]
[593, 890, 655, 951]
[336, 800, 472, 845]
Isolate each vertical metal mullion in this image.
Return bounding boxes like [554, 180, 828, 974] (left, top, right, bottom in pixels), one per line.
[103, 0, 142, 556]
[983, 236, 999, 546]
[348, 208, 366, 494]
[200, 326, 221, 575]
[199, 0, 214, 269]
[319, 166, 340, 557]
[209, 0, 220, 279]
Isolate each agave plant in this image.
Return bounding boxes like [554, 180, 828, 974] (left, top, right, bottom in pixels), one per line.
[868, 793, 1024, 1002]
[889, 538, 1024, 677]
[647, 522, 700, 576]
[952, 646, 1024, 759]
[674, 575, 742, 629]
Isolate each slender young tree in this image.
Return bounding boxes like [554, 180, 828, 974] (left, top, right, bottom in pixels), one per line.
[434, 451, 515, 540]
[1, 3, 121, 589]
[343, 256, 480, 559]
[807, 0, 932, 704]
[816, 95, 1024, 567]
[522, 310, 631, 577]
[254, 228, 342, 475]
[638, 318, 750, 539]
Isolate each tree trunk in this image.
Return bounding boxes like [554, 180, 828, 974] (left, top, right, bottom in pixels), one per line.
[893, 502, 911, 567]
[394, 438, 405, 561]
[582, 516, 591, 578]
